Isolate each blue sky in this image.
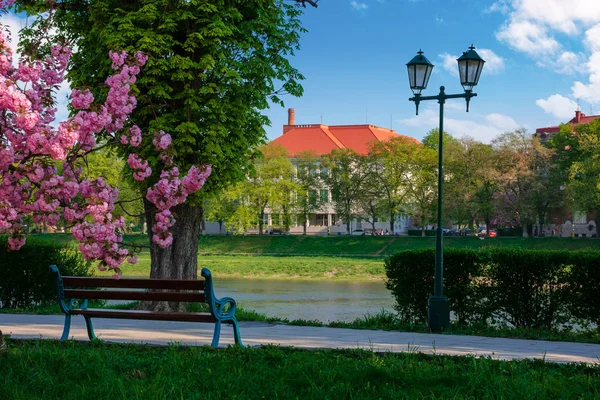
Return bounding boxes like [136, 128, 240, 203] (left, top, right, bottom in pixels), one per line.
[5, 0, 600, 144]
[262, 0, 600, 143]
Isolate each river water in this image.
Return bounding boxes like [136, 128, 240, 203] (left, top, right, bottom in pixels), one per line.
[212, 278, 395, 323]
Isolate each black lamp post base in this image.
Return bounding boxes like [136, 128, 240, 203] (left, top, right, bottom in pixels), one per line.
[428, 296, 450, 332]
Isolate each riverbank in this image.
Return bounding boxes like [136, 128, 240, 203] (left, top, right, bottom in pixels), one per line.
[2, 339, 598, 398]
[97, 254, 386, 280]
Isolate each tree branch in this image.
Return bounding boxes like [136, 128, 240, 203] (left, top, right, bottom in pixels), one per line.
[294, 0, 319, 7]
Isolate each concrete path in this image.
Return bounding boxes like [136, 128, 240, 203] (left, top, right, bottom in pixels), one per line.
[1, 313, 599, 364]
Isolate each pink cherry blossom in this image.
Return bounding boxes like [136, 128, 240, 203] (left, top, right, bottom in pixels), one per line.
[0, 10, 212, 274]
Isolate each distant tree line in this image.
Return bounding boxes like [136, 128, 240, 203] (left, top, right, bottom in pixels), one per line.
[201, 120, 600, 237]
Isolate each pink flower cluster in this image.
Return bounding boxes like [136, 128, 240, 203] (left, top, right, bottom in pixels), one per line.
[146, 165, 211, 246]
[0, 13, 211, 275]
[127, 154, 152, 181]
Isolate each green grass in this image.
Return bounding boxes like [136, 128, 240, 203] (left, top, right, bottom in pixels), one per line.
[27, 233, 600, 257]
[1, 340, 599, 399]
[93, 253, 386, 280]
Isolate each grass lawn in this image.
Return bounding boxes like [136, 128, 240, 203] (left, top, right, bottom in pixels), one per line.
[2, 340, 599, 399]
[95, 253, 385, 280]
[29, 233, 600, 280]
[30, 233, 600, 256]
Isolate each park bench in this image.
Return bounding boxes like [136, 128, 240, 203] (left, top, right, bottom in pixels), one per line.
[49, 265, 242, 347]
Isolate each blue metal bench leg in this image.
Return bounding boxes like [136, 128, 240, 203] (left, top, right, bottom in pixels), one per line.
[231, 317, 243, 347]
[211, 320, 222, 347]
[60, 314, 71, 340]
[84, 316, 97, 340]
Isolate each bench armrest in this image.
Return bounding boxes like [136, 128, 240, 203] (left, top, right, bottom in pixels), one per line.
[213, 297, 237, 320]
[201, 268, 238, 321]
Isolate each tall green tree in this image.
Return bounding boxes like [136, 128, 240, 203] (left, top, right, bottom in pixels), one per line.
[294, 151, 322, 234]
[367, 136, 418, 234]
[406, 145, 437, 236]
[493, 129, 537, 236]
[322, 149, 366, 234]
[18, 0, 307, 294]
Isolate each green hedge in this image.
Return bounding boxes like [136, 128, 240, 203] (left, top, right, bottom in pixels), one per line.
[407, 229, 436, 237]
[0, 236, 91, 308]
[385, 248, 600, 329]
[496, 227, 523, 237]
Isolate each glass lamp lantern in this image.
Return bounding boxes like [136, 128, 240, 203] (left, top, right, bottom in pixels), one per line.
[457, 45, 485, 92]
[406, 50, 434, 96]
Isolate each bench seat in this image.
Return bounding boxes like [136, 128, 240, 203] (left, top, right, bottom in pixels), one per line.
[49, 265, 242, 347]
[70, 308, 217, 323]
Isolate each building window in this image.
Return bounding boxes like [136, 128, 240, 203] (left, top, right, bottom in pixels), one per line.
[319, 189, 329, 203]
[320, 167, 329, 180]
[309, 190, 317, 204]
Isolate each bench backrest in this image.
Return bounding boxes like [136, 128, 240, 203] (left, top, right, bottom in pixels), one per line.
[60, 276, 206, 303]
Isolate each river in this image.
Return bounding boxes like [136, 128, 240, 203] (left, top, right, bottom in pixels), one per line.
[212, 277, 395, 323]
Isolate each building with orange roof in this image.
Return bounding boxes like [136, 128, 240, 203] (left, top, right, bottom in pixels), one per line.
[535, 110, 600, 142]
[263, 109, 415, 235]
[272, 108, 418, 156]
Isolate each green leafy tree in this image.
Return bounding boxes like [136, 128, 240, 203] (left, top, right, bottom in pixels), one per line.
[294, 151, 322, 234]
[406, 146, 437, 236]
[18, 0, 307, 293]
[549, 120, 600, 217]
[493, 129, 538, 236]
[367, 136, 419, 234]
[322, 149, 366, 234]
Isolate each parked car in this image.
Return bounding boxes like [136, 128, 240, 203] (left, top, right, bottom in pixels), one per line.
[459, 228, 473, 236]
[351, 229, 365, 236]
[476, 229, 497, 238]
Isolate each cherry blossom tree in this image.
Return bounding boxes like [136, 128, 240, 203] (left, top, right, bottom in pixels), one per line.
[0, 1, 210, 277]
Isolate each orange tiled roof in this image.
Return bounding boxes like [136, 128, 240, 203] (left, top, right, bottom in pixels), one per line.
[272, 124, 418, 156]
[536, 111, 600, 135]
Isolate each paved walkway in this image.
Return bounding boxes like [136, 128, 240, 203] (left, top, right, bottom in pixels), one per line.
[2, 314, 599, 364]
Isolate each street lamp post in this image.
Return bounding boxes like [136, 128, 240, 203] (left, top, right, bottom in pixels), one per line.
[406, 45, 485, 332]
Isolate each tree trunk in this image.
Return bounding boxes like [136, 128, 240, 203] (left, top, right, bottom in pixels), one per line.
[137, 198, 203, 312]
[346, 219, 350, 235]
[485, 218, 491, 238]
[390, 211, 395, 235]
[259, 211, 264, 235]
[421, 225, 425, 237]
[522, 224, 528, 238]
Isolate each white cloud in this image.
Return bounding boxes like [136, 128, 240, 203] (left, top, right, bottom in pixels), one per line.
[439, 53, 458, 76]
[492, 1, 600, 105]
[487, 0, 510, 15]
[439, 49, 504, 76]
[536, 94, 578, 120]
[398, 109, 518, 143]
[585, 24, 600, 52]
[496, 20, 560, 56]
[435, 16, 444, 24]
[350, 1, 368, 10]
[571, 51, 600, 104]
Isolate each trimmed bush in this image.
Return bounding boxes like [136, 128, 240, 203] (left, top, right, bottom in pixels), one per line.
[407, 229, 436, 237]
[385, 248, 600, 330]
[567, 251, 600, 326]
[0, 236, 91, 308]
[496, 227, 522, 237]
[483, 248, 570, 329]
[385, 248, 482, 324]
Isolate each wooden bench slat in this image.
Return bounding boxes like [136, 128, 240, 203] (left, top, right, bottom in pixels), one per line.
[70, 308, 217, 323]
[64, 289, 205, 303]
[62, 276, 205, 290]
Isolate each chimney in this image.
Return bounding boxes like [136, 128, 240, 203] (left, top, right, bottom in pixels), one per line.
[575, 110, 582, 123]
[283, 108, 296, 134]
